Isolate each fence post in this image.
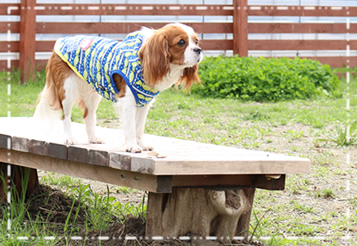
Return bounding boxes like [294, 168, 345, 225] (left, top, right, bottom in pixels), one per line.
[233, 0, 248, 56]
[19, 0, 36, 83]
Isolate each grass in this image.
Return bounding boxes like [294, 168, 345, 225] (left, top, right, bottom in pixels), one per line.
[1, 69, 357, 245]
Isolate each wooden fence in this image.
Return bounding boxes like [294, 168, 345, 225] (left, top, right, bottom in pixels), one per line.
[0, 0, 356, 82]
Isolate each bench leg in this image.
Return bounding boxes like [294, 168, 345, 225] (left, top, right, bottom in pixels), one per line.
[146, 187, 255, 242]
[0, 163, 39, 202]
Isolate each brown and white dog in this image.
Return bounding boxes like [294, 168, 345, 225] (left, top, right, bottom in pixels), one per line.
[34, 23, 203, 153]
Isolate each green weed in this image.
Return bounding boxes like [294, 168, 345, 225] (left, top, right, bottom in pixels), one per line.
[318, 120, 357, 146]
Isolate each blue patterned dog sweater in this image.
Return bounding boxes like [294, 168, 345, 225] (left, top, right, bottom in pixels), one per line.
[54, 32, 159, 107]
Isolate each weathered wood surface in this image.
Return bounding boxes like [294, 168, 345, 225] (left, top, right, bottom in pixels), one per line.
[0, 117, 310, 174]
[0, 117, 310, 192]
[0, 117, 310, 239]
[0, 163, 39, 202]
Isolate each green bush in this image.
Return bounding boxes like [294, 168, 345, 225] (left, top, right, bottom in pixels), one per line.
[193, 56, 340, 102]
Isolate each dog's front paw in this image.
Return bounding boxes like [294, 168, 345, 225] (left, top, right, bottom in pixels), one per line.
[137, 139, 154, 151]
[124, 144, 143, 153]
[89, 137, 105, 144]
[139, 143, 154, 151]
[65, 138, 77, 145]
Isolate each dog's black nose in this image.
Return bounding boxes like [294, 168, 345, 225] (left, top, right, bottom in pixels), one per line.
[193, 47, 202, 54]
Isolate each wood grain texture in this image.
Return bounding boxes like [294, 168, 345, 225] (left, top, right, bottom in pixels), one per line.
[12, 136, 29, 152]
[35, 22, 232, 34]
[32, 4, 232, 16]
[0, 134, 10, 149]
[0, 117, 311, 177]
[19, 0, 36, 83]
[247, 6, 352, 17]
[0, 163, 39, 202]
[172, 174, 285, 190]
[0, 149, 171, 193]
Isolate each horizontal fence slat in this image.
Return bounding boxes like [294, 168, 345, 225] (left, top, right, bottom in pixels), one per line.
[200, 40, 233, 50]
[0, 60, 47, 72]
[35, 41, 54, 52]
[249, 23, 351, 34]
[5, 39, 357, 53]
[249, 40, 357, 51]
[0, 41, 18, 52]
[0, 60, 18, 72]
[0, 22, 19, 33]
[34, 4, 232, 16]
[248, 5, 353, 16]
[0, 4, 20, 15]
[32, 40, 233, 52]
[1, 57, 355, 72]
[2, 22, 357, 36]
[35, 22, 233, 34]
[292, 56, 354, 67]
[3, 4, 356, 17]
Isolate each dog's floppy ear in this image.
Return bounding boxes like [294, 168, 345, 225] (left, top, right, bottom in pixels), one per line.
[139, 33, 171, 88]
[177, 64, 201, 91]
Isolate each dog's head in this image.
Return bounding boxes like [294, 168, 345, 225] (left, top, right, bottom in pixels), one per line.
[138, 23, 203, 90]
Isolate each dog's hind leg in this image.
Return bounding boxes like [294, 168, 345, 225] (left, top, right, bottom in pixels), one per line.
[80, 89, 103, 144]
[62, 74, 81, 145]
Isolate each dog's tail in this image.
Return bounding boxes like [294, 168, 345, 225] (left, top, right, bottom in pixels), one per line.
[33, 52, 64, 140]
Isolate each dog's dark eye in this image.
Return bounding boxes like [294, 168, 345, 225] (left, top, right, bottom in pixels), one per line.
[195, 39, 199, 45]
[177, 39, 186, 47]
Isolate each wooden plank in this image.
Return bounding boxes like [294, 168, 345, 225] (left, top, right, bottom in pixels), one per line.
[19, 0, 36, 83]
[12, 136, 29, 152]
[200, 39, 233, 51]
[0, 42, 19, 52]
[0, 60, 19, 72]
[68, 146, 88, 163]
[287, 56, 357, 67]
[0, 4, 20, 15]
[0, 22, 19, 34]
[35, 40, 234, 52]
[0, 118, 311, 176]
[88, 149, 109, 166]
[28, 139, 48, 156]
[249, 23, 352, 34]
[47, 143, 67, 160]
[248, 5, 352, 17]
[2, 3, 356, 17]
[36, 22, 233, 34]
[15, 39, 357, 53]
[172, 174, 285, 190]
[143, 158, 309, 176]
[0, 149, 172, 193]
[0, 134, 11, 149]
[34, 4, 232, 16]
[35, 40, 55, 52]
[0, 163, 39, 202]
[249, 40, 350, 51]
[109, 153, 132, 170]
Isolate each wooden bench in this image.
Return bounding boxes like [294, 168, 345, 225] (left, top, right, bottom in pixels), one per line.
[0, 117, 310, 241]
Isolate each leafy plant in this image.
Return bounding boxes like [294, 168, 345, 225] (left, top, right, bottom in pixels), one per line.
[318, 120, 357, 146]
[193, 56, 341, 102]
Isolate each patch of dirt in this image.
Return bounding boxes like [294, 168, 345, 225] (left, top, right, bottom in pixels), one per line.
[7, 184, 262, 246]
[26, 185, 86, 225]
